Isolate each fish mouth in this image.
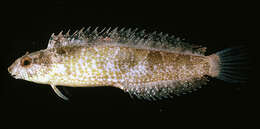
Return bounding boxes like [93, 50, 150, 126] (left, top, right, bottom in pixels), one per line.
[8, 65, 19, 79]
[13, 75, 20, 79]
[8, 69, 21, 79]
[10, 74, 21, 79]
[9, 72, 18, 79]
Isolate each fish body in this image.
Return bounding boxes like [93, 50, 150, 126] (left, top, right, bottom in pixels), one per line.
[8, 27, 246, 100]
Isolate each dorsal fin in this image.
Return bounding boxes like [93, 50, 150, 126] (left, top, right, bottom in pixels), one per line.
[47, 27, 207, 55]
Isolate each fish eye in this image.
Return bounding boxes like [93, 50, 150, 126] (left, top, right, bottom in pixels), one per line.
[21, 57, 32, 67]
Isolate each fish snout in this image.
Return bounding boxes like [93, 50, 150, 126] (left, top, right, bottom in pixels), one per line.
[8, 63, 16, 75]
[8, 65, 13, 74]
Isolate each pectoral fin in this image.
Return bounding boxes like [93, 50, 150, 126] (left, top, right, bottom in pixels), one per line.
[51, 85, 69, 100]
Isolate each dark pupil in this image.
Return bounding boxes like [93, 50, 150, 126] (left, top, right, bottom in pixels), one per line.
[23, 60, 31, 66]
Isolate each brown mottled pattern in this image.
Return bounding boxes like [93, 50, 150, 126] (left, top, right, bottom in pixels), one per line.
[7, 28, 231, 100]
[161, 52, 210, 80]
[121, 49, 211, 85]
[29, 44, 211, 89]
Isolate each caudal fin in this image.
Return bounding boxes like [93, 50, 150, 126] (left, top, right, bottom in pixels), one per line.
[209, 46, 249, 83]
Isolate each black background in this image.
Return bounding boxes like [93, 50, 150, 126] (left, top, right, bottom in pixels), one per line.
[1, 1, 258, 128]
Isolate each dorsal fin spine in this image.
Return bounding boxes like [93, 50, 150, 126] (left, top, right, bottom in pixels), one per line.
[47, 27, 206, 55]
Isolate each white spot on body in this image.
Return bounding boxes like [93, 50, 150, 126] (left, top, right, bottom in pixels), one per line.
[56, 64, 66, 75]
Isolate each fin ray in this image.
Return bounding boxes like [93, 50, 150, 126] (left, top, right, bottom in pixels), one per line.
[51, 85, 69, 100]
[215, 46, 249, 83]
[116, 77, 208, 101]
[47, 27, 206, 55]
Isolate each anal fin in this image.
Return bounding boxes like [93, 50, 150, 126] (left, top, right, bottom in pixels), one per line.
[51, 84, 69, 100]
[116, 78, 208, 101]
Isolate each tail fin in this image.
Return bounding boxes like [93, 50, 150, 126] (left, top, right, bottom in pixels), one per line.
[209, 46, 249, 83]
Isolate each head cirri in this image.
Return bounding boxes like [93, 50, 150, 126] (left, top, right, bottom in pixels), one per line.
[8, 50, 56, 84]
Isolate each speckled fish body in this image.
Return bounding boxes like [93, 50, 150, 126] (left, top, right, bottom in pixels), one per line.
[8, 27, 247, 100]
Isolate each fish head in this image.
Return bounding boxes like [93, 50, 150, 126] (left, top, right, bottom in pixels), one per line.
[8, 50, 57, 84]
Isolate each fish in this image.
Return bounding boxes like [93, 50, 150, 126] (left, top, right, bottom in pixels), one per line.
[8, 27, 248, 101]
